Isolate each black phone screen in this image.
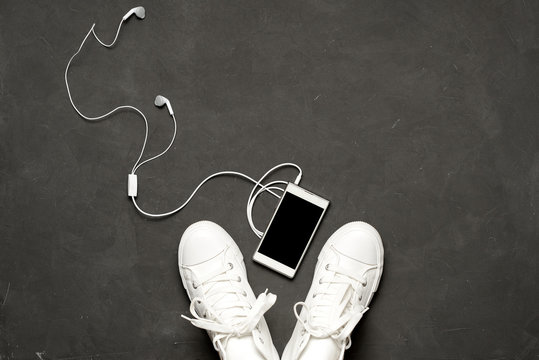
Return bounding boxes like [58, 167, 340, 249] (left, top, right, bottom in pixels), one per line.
[257, 191, 326, 269]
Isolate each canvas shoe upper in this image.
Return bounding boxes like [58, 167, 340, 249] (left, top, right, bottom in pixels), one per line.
[282, 221, 384, 360]
[178, 221, 280, 360]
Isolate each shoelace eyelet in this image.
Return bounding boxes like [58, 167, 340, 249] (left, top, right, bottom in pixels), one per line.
[361, 277, 367, 287]
[228, 262, 234, 270]
[325, 264, 330, 270]
[192, 282, 198, 289]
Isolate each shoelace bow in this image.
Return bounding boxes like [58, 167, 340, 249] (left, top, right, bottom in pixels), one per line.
[181, 263, 276, 360]
[293, 263, 378, 360]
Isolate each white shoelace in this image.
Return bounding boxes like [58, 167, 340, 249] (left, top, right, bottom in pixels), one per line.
[293, 263, 378, 360]
[181, 263, 276, 360]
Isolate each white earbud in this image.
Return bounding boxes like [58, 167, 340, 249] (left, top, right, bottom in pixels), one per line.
[154, 95, 174, 115]
[122, 6, 146, 21]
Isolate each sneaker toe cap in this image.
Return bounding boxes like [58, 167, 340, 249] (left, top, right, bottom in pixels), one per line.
[331, 222, 382, 265]
[179, 221, 231, 266]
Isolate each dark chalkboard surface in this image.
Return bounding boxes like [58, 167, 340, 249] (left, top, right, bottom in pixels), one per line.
[0, 1, 538, 359]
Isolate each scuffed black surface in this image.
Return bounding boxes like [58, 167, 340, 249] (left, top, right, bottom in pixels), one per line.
[1, 1, 538, 359]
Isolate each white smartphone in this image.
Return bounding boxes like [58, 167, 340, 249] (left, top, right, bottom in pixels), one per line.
[253, 183, 330, 278]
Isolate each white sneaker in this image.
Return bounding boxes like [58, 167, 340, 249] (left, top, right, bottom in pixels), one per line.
[178, 221, 280, 360]
[282, 222, 384, 360]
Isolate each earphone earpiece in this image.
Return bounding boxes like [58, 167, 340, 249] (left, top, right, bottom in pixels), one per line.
[122, 6, 146, 21]
[154, 95, 174, 115]
[154, 95, 167, 107]
[134, 6, 146, 19]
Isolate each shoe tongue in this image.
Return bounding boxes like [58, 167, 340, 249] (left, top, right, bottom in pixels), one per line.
[189, 249, 246, 323]
[225, 336, 265, 360]
[311, 284, 351, 330]
[311, 247, 365, 329]
[299, 338, 340, 360]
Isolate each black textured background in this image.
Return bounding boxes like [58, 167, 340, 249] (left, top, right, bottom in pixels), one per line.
[1, 1, 538, 359]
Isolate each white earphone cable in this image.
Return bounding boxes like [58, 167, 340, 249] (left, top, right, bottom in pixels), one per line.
[92, 21, 124, 48]
[65, 14, 303, 238]
[64, 23, 151, 173]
